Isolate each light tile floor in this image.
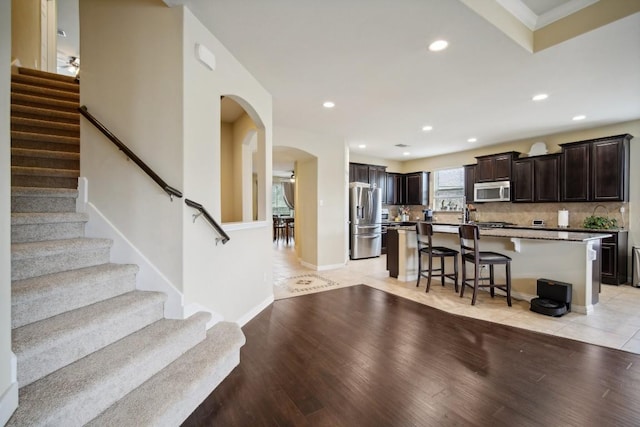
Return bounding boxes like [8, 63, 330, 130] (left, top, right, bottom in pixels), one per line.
[273, 245, 640, 354]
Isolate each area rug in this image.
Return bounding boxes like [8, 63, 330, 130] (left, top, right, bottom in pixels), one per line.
[273, 274, 344, 300]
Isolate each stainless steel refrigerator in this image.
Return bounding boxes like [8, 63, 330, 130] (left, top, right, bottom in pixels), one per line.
[349, 183, 382, 259]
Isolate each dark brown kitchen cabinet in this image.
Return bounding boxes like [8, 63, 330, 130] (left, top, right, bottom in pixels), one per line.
[349, 163, 370, 183]
[464, 164, 476, 202]
[591, 136, 630, 201]
[597, 231, 628, 285]
[561, 142, 590, 202]
[513, 154, 560, 203]
[368, 165, 386, 201]
[475, 152, 519, 182]
[560, 134, 631, 202]
[405, 171, 430, 205]
[535, 154, 560, 202]
[385, 173, 403, 205]
[512, 159, 534, 202]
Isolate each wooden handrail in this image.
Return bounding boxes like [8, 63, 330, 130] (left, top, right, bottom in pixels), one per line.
[79, 105, 183, 200]
[185, 199, 230, 244]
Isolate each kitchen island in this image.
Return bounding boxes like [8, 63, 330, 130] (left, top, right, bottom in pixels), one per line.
[388, 224, 611, 314]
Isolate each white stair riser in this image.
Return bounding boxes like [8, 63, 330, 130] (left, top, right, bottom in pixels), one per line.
[12, 248, 110, 281]
[12, 221, 85, 243]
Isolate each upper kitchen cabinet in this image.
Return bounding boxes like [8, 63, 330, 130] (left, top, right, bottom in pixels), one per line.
[512, 154, 560, 203]
[560, 134, 632, 202]
[591, 135, 631, 201]
[349, 163, 371, 183]
[385, 173, 403, 205]
[405, 171, 430, 205]
[368, 165, 387, 200]
[464, 164, 476, 202]
[475, 152, 519, 182]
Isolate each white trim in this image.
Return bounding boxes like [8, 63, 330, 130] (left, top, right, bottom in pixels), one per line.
[83, 199, 185, 319]
[236, 294, 274, 327]
[397, 273, 418, 282]
[536, 0, 599, 29]
[183, 302, 224, 330]
[300, 259, 347, 271]
[497, 0, 538, 30]
[222, 220, 269, 232]
[0, 354, 18, 426]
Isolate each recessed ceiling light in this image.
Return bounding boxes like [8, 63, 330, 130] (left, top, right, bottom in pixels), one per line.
[358, 144, 366, 149]
[572, 115, 586, 121]
[403, 152, 411, 156]
[422, 125, 433, 131]
[322, 101, 335, 108]
[429, 40, 448, 52]
[467, 137, 477, 143]
[532, 93, 548, 101]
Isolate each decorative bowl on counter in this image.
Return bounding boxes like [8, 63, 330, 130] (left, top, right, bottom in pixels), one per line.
[582, 215, 618, 230]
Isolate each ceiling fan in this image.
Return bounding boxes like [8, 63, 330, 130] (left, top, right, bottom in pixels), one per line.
[57, 55, 80, 75]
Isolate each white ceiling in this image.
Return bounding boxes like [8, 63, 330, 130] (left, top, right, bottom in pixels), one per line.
[177, 0, 640, 162]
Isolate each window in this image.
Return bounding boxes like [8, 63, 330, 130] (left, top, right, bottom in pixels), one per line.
[272, 177, 294, 217]
[433, 167, 465, 211]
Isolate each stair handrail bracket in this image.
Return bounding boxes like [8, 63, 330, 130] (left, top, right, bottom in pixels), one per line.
[78, 105, 183, 200]
[185, 198, 230, 245]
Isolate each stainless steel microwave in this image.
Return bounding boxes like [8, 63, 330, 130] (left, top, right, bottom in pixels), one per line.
[474, 180, 511, 202]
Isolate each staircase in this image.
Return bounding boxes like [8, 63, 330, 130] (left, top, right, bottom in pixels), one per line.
[8, 68, 245, 426]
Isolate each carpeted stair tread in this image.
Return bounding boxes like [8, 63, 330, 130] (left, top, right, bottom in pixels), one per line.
[11, 82, 80, 102]
[11, 212, 88, 225]
[11, 116, 80, 134]
[11, 187, 78, 213]
[89, 322, 246, 427]
[11, 166, 79, 178]
[11, 212, 88, 243]
[10, 103, 79, 124]
[11, 238, 112, 280]
[18, 67, 78, 84]
[12, 263, 139, 329]
[11, 130, 79, 146]
[12, 73, 79, 93]
[11, 147, 80, 161]
[13, 290, 167, 387]
[11, 92, 79, 112]
[7, 312, 211, 427]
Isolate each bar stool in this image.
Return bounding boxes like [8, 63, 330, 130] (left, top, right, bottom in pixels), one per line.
[458, 224, 512, 306]
[416, 222, 459, 292]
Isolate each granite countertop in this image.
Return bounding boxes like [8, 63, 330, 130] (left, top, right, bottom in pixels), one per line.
[428, 223, 611, 242]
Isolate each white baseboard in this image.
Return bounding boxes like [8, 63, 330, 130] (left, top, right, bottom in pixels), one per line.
[300, 259, 346, 271]
[0, 354, 18, 426]
[184, 302, 224, 329]
[78, 177, 224, 323]
[236, 294, 274, 327]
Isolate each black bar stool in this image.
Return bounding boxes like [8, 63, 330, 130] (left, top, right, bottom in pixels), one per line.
[458, 224, 512, 306]
[416, 222, 459, 292]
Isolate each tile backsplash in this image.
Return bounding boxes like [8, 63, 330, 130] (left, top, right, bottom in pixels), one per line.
[386, 201, 629, 229]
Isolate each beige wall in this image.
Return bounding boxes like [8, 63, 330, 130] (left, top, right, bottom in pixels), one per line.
[350, 153, 403, 173]
[274, 126, 348, 268]
[296, 158, 319, 265]
[11, 0, 40, 69]
[181, 6, 274, 323]
[1, 0, 17, 422]
[80, 0, 185, 287]
[220, 122, 234, 222]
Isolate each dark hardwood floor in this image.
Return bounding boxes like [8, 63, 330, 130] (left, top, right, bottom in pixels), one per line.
[183, 285, 640, 426]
